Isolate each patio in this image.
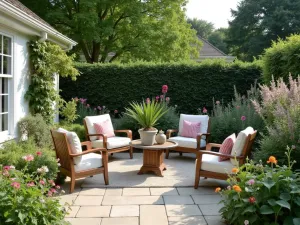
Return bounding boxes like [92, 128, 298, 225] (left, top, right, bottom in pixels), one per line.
[60, 153, 227, 225]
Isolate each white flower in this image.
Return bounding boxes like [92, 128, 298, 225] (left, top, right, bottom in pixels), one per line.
[61, 190, 65, 194]
[9, 165, 15, 170]
[57, 163, 61, 167]
[40, 198, 45, 203]
[244, 220, 249, 225]
[37, 166, 49, 173]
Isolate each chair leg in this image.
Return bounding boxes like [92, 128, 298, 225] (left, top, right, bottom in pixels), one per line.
[70, 176, 75, 193]
[129, 147, 133, 159]
[102, 151, 109, 185]
[165, 149, 169, 159]
[194, 159, 201, 189]
[179, 152, 183, 156]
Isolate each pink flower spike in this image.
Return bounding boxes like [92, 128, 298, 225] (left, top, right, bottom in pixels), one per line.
[202, 107, 208, 114]
[146, 98, 151, 104]
[49, 180, 55, 186]
[241, 116, 246, 121]
[36, 151, 42, 156]
[86, 104, 90, 108]
[39, 180, 45, 185]
[22, 154, 34, 162]
[162, 85, 168, 94]
[97, 106, 102, 110]
[114, 109, 118, 114]
[156, 96, 160, 100]
[55, 185, 61, 189]
[50, 188, 57, 193]
[27, 182, 35, 187]
[47, 191, 53, 197]
[247, 179, 255, 185]
[11, 182, 20, 189]
[165, 97, 170, 102]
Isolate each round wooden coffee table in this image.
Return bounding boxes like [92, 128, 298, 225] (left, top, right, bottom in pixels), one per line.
[130, 140, 178, 177]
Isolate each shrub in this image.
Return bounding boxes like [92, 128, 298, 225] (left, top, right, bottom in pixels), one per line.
[18, 114, 52, 148]
[60, 60, 262, 114]
[59, 98, 79, 124]
[0, 163, 67, 224]
[57, 123, 86, 142]
[252, 75, 300, 169]
[218, 147, 300, 225]
[0, 139, 58, 180]
[210, 84, 265, 144]
[261, 34, 300, 83]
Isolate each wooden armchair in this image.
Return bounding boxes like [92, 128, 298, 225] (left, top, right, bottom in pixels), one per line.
[165, 114, 211, 159]
[51, 130, 109, 193]
[194, 129, 257, 189]
[83, 114, 133, 159]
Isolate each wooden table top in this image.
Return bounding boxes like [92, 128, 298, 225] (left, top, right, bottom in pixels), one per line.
[130, 140, 178, 150]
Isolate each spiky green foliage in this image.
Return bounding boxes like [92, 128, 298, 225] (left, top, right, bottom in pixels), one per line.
[125, 100, 169, 129]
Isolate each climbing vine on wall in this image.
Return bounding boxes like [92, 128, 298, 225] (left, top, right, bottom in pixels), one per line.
[25, 41, 79, 124]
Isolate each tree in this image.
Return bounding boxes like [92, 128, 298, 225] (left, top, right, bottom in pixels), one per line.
[20, 0, 201, 63]
[227, 0, 300, 61]
[187, 18, 214, 39]
[208, 28, 228, 54]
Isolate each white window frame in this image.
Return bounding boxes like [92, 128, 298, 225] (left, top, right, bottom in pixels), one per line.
[0, 31, 13, 139]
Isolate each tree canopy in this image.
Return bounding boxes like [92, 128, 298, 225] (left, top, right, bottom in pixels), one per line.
[20, 0, 201, 63]
[208, 28, 228, 54]
[227, 0, 300, 61]
[187, 18, 214, 39]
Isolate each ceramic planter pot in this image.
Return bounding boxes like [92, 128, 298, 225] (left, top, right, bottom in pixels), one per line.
[138, 128, 158, 146]
[155, 130, 166, 144]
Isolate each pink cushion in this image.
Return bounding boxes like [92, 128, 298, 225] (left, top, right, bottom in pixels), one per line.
[94, 120, 115, 140]
[219, 133, 236, 161]
[181, 120, 201, 139]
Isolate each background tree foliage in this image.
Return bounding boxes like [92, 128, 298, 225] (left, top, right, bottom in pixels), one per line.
[187, 18, 214, 39]
[227, 0, 300, 61]
[20, 0, 201, 63]
[208, 28, 228, 54]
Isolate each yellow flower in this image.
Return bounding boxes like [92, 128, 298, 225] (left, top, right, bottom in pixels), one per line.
[233, 185, 242, 193]
[267, 156, 277, 164]
[215, 187, 221, 193]
[232, 168, 239, 173]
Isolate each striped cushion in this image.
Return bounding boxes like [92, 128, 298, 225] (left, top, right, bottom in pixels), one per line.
[181, 120, 201, 139]
[219, 133, 236, 161]
[94, 120, 115, 140]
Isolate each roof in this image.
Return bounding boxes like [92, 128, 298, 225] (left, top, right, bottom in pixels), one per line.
[0, 0, 77, 48]
[198, 36, 227, 57]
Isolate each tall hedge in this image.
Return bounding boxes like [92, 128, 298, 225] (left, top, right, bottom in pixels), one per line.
[261, 34, 300, 83]
[60, 60, 262, 114]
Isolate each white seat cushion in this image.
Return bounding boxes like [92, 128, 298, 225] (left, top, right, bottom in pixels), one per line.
[85, 114, 112, 141]
[201, 154, 235, 174]
[178, 114, 209, 139]
[91, 137, 131, 149]
[230, 126, 255, 165]
[169, 136, 206, 149]
[74, 153, 102, 172]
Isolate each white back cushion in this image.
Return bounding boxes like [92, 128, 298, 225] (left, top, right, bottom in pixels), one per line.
[230, 127, 254, 165]
[85, 114, 112, 141]
[57, 128, 82, 164]
[178, 114, 209, 138]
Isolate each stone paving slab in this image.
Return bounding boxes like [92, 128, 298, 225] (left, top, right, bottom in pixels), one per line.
[76, 206, 111, 218]
[166, 205, 202, 217]
[192, 195, 222, 205]
[58, 195, 77, 206]
[110, 205, 139, 217]
[79, 188, 106, 196]
[101, 217, 139, 225]
[140, 205, 168, 225]
[102, 196, 164, 205]
[168, 216, 207, 225]
[65, 218, 102, 225]
[164, 196, 194, 205]
[74, 196, 103, 206]
[123, 188, 150, 195]
[150, 188, 178, 196]
[104, 188, 123, 196]
[177, 187, 216, 195]
[199, 204, 223, 216]
[65, 206, 80, 218]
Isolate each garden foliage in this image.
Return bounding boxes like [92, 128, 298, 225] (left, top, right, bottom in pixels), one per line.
[253, 75, 300, 169]
[218, 148, 300, 225]
[60, 60, 262, 114]
[261, 34, 300, 83]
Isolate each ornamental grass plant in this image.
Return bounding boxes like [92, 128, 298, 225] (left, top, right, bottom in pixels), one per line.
[217, 147, 300, 225]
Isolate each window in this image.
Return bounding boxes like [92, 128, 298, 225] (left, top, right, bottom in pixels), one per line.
[0, 34, 12, 133]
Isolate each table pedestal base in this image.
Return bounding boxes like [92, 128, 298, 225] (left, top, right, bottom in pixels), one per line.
[138, 149, 166, 177]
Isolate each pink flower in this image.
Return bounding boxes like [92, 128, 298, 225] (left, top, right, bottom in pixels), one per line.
[114, 109, 118, 114]
[47, 191, 52, 197]
[94, 108, 97, 111]
[50, 188, 57, 193]
[146, 98, 151, 104]
[3, 166, 11, 170]
[39, 180, 45, 185]
[249, 196, 256, 204]
[216, 101, 220, 105]
[156, 96, 160, 101]
[241, 116, 246, 121]
[160, 95, 164, 100]
[79, 98, 87, 104]
[22, 154, 34, 162]
[73, 97, 78, 102]
[236, 106, 240, 109]
[55, 185, 61, 189]
[49, 180, 55, 186]
[247, 179, 255, 185]
[162, 85, 168, 94]
[97, 106, 102, 110]
[11, 182, 20, 189]
[27, 182, 35, 187]
[166, 97, 170, 102]
[2, 170, 9, 176]
[36, 151, 42, 156]
[86, 104, 90, 108]
[202, 107, 208, 114]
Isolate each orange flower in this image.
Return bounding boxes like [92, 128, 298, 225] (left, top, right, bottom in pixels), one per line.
[215, 187, 221, 193]
[232, 168, 239, 173]
[267, 156, 277, 164]
[233, 185, 242, 193]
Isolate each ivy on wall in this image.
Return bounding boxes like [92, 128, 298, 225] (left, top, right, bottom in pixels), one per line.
[25, 41, 79, 123]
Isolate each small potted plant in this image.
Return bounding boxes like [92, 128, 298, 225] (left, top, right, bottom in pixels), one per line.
[125, 98, 169, 145]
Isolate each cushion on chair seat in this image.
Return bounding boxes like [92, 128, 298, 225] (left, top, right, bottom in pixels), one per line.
[201, 154, 235, 174]
[74, 153, 102, 172]
[169, 136, 206, 149]
[91, 137, 131, 149]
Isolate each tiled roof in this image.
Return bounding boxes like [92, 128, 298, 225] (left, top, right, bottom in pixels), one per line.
[198, 36, 227, 57]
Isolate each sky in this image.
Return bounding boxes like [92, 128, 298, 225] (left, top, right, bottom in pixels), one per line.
[185, 0, 240, 29]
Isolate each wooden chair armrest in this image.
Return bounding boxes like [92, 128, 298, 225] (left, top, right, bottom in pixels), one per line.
[70, 148, 108, 157]
[114, 130, 132, 139]
[198, 150, 244, 159]
[166, 129, 178, 138]
[206, 143, 222, 150]
[196, 133, 211, 149]
[81, 141, 92, 149]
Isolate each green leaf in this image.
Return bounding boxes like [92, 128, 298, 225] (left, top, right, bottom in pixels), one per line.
[260, 205, 274, 214]
[293, 218, 300, 225]
[280, 193, 291, 201]
[268, 199, 277, 206]
[276, 200, 291, 210]
[242, 205, 256, 214]
[283, 216, 294, 225]
[294, 197, 300, 206]
[262, 179, 276, 190]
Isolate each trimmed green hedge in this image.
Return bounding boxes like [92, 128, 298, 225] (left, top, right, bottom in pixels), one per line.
[60, 60, 262, 114]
